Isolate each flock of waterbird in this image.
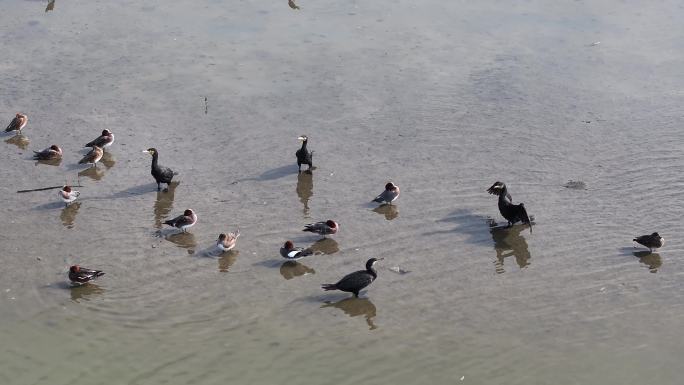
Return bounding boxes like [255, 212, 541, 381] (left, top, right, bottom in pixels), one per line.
[6, 112, 665, 298]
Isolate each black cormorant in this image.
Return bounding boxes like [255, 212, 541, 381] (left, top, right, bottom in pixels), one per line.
[69, 265, 104, 285]
[487, 181, 532, 232]
[143, 148, 177, 191]
[296, 135, 313, 172]
[633, 232, 664, 252]
[322, 257, 383, 297]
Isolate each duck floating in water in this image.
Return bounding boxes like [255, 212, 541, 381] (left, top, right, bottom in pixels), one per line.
[280, 240, 314, 260]
[143, 148, 177, 191]
[5, 113, 27, 134]
[633, 232, 664, 252]
[217, 230, 240, 251]
[372, 182, 400, 205]
[33, 144, 62, 160]
[303, 220, 338, 238]
[59, 185, 80, 207]
[164, 209, 197, 232]
[322, 258, 383, 297]
[296, 135, 313, 172]
[69, 265, 104, 285]
[85, 129, 115, 150]
[78, 145, 103, 167]
[487, 181, 532, 232]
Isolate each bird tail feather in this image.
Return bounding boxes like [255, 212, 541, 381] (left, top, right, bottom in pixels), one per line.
[321, 284, 337, 291]
[519, 203, 532, 233]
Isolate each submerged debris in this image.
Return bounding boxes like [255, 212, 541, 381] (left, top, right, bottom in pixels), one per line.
[389, 266, 411, 275]
[564, 180, 586, 190]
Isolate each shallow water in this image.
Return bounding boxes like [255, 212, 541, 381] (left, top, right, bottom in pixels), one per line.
[2, 0, 684, 384]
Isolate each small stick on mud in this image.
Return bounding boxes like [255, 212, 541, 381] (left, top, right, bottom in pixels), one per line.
[204, 96, 208, 114]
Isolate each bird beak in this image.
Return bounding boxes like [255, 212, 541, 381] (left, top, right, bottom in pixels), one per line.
[297, 136, 306, 141]
[142, 150, 149, 154]
[377, 257, 385, 261]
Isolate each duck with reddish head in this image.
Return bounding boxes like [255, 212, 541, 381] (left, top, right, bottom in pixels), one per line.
[164, 209, 197, 232]
[303, 219, 338, 238]
[85, 129, 115, 150]
[5, 113, 27, 134]
[69, 265, 104, 285]
[33, 145, 62, 160]
[280, 240, 314, 260]
[59, 185, 80, 207]
[373, 182, 400, 205]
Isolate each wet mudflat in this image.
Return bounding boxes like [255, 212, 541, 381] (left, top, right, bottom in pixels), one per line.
[2, 1, 684, 384]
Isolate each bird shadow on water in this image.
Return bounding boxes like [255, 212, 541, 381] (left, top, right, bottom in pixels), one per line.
[52, 281, 105, 303]
[618, 247, 662, 273]
[60, 202, 81, 228]
[372, 204, 399, 221]
[309, 238, 339, 255]
[153, 182, 179, 228]
[5, 134, 29, 149]
[428, 209, 531, 273]
[321, 297, 378, 330]
[280, 260, 315, 280]
[77, 165, 106, 181]
[160, 230, 197, 254]
[296, 170, 313, 218]
[489, 221, 531, 274]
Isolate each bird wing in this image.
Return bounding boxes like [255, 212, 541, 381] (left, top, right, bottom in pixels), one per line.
[335, 271, 373, 292]
[5, 117, 20, 132]
[519, 203, 532, 233]
[78, 149, 98, 163]
[373, 190, 390, 203]
[85, 136, 104, 147]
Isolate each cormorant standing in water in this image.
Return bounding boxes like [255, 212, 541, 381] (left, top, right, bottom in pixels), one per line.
[487, 181, 532, 233]
[143, 148, 177, 191]
[296, 135, 313, 172]
[69, 265, 104, 285]
[322, 258, 383, 297]
[633, 232, 664, 252]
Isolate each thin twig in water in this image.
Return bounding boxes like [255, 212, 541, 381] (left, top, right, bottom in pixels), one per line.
[17, 185, 83, 193]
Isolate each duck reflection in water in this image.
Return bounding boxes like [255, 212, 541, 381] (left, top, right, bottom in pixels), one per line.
[280, 260, 315, 280]
[296, 170, 313, 217]
[78, 165, 105, 181]
[165, 231, 197, 254]
[322, 297, 378, 330]
[634, 251, 662, 273]
[489, 219, 530, 273]
[100, 151, 116, 169]
[5, 134, 29, 149]
[372, 204, 399, 221]
[310, 238, 339, 255]
[218, 250, 239, 272]
[60, 202, 81, 228]
[70, 283, 104, 302]
[154, 182, 178, 228]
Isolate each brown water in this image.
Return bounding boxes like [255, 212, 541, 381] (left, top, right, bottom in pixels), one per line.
[2, 0, 684, 384]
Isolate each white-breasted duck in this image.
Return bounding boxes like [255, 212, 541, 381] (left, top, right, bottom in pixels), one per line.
[217, 230, 240, 251]
[303, 219, 338, 238]
[633, 232, 664, 252]
[296, 135, 313, 172]
[85, 129, 115, 150]
[143, 148, 177, 191]
[164, 209, 197, 232]
[322, 258, 383, 297]
[373, 182, 400, 205]
[487, 181, 532, 233]
[5, 113, 27, 134]
[59, 185, 80, 207]
[280, 240, 314, 260]
[69, 265, 104, 285]
[78, 145, 103, 167]
[33, 145, 63, 160]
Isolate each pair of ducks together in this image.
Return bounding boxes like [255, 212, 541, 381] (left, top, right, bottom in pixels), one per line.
[32, 129, 114, 167]
[487, 181, 664, 251]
